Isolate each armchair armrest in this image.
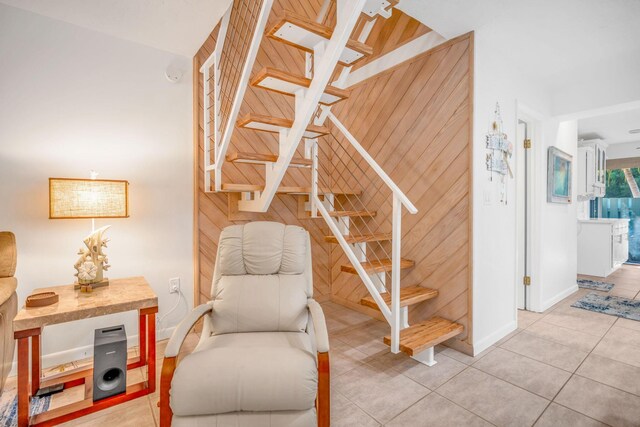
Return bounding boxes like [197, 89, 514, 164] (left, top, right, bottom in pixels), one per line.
[307, 299, 329, 353]
[164, 302, 213, 358]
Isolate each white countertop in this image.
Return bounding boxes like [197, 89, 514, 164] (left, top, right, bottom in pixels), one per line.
[578, 218, 629, 224]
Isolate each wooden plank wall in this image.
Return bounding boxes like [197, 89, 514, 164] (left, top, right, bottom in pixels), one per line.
[193, 2, 473, 348]
[328, 33, 474, 346]
[195, 0, 336, 305]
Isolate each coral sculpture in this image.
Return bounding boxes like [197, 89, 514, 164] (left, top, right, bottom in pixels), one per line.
[74, 225, 111, 285]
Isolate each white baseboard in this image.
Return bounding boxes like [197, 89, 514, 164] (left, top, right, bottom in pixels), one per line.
[539, 285, 579, 312]
[473, 320, 517, 354]
[8, 326, 175, 378]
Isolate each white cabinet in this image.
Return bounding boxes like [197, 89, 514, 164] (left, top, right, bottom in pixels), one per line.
[577, 219, 628, 277]
[577, 140, 607, 201]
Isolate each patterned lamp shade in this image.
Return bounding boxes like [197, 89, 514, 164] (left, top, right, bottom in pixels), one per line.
[49, 178, 129, 219]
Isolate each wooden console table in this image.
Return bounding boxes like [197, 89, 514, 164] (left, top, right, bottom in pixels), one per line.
[13, 277, 158, 426]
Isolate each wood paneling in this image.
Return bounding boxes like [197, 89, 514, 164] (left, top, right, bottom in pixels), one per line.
[327, 33, 474, 347]
[193, 2, 473, 349]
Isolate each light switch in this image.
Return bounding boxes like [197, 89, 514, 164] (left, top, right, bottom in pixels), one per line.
[483, 189, 492, 206]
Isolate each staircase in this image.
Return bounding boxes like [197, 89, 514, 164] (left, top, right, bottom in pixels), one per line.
[199, 0, 463, 365]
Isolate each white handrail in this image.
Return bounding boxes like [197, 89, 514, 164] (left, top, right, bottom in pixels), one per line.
[314, 194, 393, 323]
[326, 110, 418, 214]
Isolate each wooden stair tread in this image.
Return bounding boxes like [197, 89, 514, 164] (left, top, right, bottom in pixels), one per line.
[383, 317, 464, 356]
[221, 183, 359, 196]
[251, 67, 350, 106]
[236, 113, 329, 138]
[341, 258, 414, 274]
[266, 10, 373, 66]
[324, 232, 391, 244]
[325, 210, 376, 218]
[360, 286, 439, 310]
[226, 151, 312, 168]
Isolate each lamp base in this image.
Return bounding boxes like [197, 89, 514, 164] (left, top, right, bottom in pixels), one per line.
[74, 278, 109, 292]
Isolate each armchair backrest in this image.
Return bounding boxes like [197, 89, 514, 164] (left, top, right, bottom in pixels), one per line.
[0, 232, 16, 278]
[209, 222, 312, 335]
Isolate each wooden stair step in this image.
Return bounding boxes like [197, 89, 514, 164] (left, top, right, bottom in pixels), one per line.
[325, 210, 376, 218]
[341, 258, 414, 274]
[360, 286, 439, 310]
[236, 113, 329, 138]
[324, 232, 391, 244]
[383, 317, 464, 356]
[226, 151, 312, 168]
[221, 183, 359, 196]
[251, 67, 350, 106]
[266, 10, 373, 66]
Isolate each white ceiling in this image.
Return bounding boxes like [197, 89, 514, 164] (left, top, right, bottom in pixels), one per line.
[397, 0, 640, 92]
[0, 0, 232, 57]
[578, 108, 640, 146]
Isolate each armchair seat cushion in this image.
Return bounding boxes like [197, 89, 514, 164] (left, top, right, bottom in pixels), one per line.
[170, 332, 318, 417]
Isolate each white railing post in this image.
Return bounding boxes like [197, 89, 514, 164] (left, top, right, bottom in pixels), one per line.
[310, 139, 319, 217]
[203, 66, 212, 192]
[391, 193, 401, 353]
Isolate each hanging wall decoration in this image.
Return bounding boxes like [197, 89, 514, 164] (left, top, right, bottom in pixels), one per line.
[485, 102, 513, 204]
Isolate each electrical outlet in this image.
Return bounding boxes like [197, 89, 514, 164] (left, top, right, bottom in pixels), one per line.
[169, 277, 180, 294]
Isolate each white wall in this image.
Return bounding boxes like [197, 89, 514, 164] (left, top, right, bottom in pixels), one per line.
[472, 28, 581, 352]
[536, 120, 579, 311]
[0, 5, 193, 368]
[471, 26, 554, 352]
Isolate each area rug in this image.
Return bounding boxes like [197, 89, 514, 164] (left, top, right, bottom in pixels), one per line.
[572, 293, 640, 321]
[0, 395, 50, 426]
[577, 279, 615, 291]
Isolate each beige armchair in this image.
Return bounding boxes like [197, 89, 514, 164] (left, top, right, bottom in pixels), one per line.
[160, 222, 330, 427]
[0, 232, 18, 393]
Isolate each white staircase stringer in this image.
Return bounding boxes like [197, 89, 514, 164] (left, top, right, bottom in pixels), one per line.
[314, 195, 392, 324]
[239, 0, 368, 212]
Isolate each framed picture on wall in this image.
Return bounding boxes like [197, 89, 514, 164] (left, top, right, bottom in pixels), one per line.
[547, 147, 572, 203]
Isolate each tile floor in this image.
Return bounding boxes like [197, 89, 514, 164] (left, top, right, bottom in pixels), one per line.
[2, 265, 640, 426]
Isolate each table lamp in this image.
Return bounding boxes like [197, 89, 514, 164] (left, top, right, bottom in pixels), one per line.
[49, 176, 129, 290]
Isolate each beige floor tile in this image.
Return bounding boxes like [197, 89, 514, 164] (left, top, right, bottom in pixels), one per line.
[501, 331, 588, 372]
[615, 317, 640, 332]
[543, 306, 616, 337]
[472, 347, 571, 399]
[606, 324, 640, 347]
[386, 392, 492, 427]
[592, 336, 640, 368]
[387, 353, 467, 390]
[555, 375, 640, 427]
[58, 396, 156, 426]
[494, 328, 522, 346]
[334, 324, 389, 357]
[49, 385, 85, 410]
[437, 367, 549, 426]
[329, 339, 369, 377]
[525, 319, 602, 352]
[331, 390, 380, 427]
[577, 353, 640, 396]
[333, 361, 429, 423]
[534, 403, 607, 427]
[439, 346, 494, 365]
[518, 309, 545, 328]
[609, 287, 639, 298]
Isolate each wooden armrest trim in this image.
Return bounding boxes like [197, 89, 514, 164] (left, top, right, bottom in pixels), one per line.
[159, 356, 176, 427]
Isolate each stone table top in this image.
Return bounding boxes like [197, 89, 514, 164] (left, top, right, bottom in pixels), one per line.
[13, 276, 158, 332]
